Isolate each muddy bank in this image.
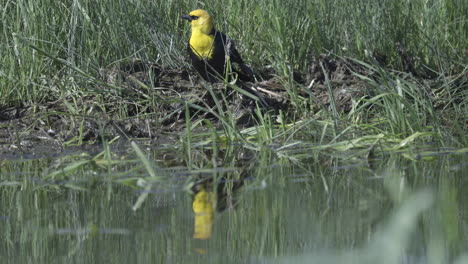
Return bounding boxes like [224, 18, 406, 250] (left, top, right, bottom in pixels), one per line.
[0, 54, 450, 154]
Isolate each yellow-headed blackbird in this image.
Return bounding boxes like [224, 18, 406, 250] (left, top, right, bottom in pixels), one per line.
[182, 9, 253, 83]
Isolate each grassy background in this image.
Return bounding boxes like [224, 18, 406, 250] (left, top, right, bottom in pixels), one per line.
[1, 0, 466, 104]
[0, 0, 467, 146]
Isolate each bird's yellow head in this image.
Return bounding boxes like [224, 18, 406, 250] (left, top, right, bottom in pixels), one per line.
[182, 9, 214, 35]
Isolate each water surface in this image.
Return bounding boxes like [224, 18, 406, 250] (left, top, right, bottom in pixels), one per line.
[1, 144, 467, 263]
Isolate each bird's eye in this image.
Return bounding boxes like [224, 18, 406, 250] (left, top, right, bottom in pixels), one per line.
[190, 16, 199, 20]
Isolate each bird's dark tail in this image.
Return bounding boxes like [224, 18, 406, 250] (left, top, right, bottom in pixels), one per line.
[238, 63, 255, 82]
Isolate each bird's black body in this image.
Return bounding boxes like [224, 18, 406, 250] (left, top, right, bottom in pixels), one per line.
[187, 30, 246, 83]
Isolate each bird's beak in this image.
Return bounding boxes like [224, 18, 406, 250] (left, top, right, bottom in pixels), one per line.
[181, 15, 193, 21]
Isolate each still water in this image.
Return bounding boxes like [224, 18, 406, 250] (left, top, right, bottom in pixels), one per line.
[1, 143, 467, 263]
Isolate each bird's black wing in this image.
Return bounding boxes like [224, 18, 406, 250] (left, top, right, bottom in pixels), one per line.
[215, 31, 254, 81]
[215, 31, 244, 64]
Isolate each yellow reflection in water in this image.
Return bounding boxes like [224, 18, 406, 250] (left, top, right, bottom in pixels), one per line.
[192, 187, 216, 240]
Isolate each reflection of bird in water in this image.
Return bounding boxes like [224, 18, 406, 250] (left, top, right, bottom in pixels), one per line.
[188, 149, 254, 245]
[190, 176, 246, 241]
[192, 185, 216, 240]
